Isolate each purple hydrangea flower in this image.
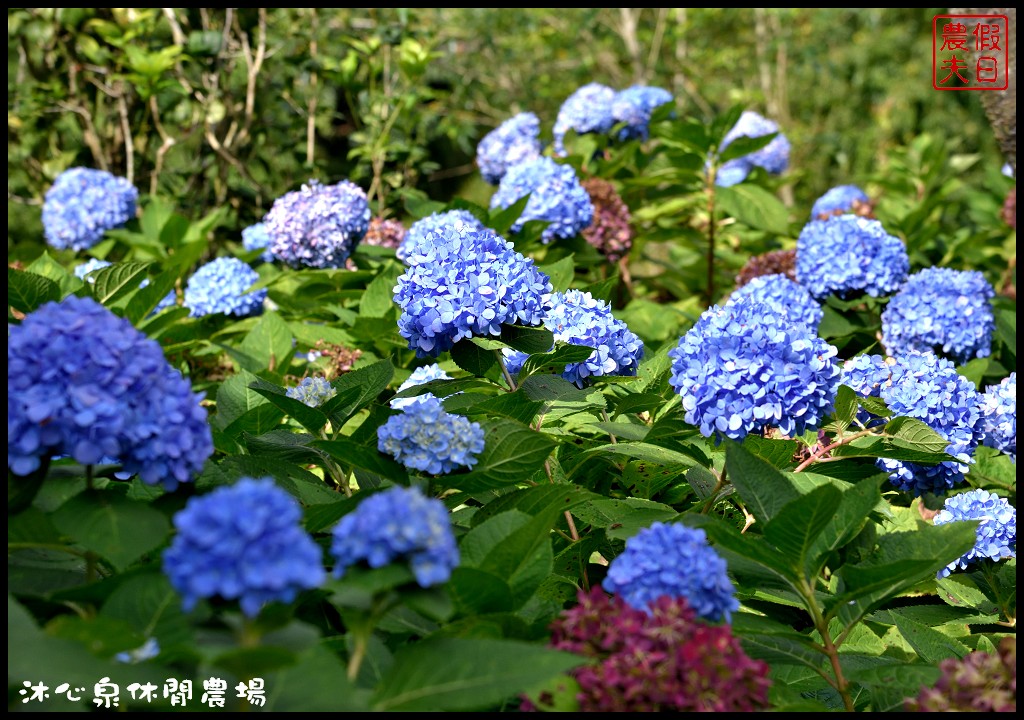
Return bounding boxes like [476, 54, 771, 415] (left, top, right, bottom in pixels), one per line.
[714, 111, 790, 187]
[476, 112, 543, 185]
[264, 179, 370, 268]
[489, 156, 594, 243]
[42, 167, 138, 251]
[394, 224, 552, 357]
[163, 477, 325, 616]
[669, 298, 840, 442]
[981, 372, 1016, 461]
[553, 82, 616, 156]
[377, 396, 485, 475]
[285, 376, 336, 408]
[603, 522, 739, 622]
[390, 363, 452, 410]
[503, 290, 644, 388]
[881, 267, 996, 365]
[811, 184, 870, 219]
[184, 257, 266, 318]
[242, 222, 275, 263]
[397, 209, 486, 265]
[725, 273, 823, 330]
[8, 296, 212, 489]
[330, 485, 459, 587]
[611, 85, 673, 141]
[796, 215, 909, 300]
[934, 489, 1015, 578]
[841, 351, 984, 495]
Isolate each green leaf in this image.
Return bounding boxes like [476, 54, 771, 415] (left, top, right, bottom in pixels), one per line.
[250, 377, 329, 434]
[312, 437, 409, 485]
[834, 385, 858, 427]
[100, 574, 192, 649]
[887, 612, 970, 663]
[266, 646, 369, 711]
[488, 196, 530, 235]
[125, 268, 179, 324]
[718, 132, 777, 163]
[214, 368, 268, 430]
[237, 311, 295, 377]
[52, 490, 170, 571]
[806, 474, 885, 575]
[88, 262, 154, 306]
[537, 255, 575, 292]
[371, 637, 584, 711]
[935, 574, 1001, 614]
[725, 440, 801, 524]
[451, 339, 499, 377]
[359, 262, 402, 318]
[500, 324, 555, 354]
[26, 252, 83, 296]
[742, 434, 798, 469]
[572, 498, 678, 540]
[573, 442, 698, 478]
[884, 416, 950, 453]
[469, 485, 599, 527]
[684, 514, 798, 585]
[716, 184, 790, 234]
[858, 395, 891, 418]
[520, 344, 596, 379]
[437, 420, 555, 492]
[320, 358, 394, 423]
[8, 269, 62, 313]
[763, 484, 843, 576]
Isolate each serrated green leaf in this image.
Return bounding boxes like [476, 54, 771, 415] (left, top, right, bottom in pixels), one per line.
[89, 262, 154, 306]
[436, 420, 555, 492]
[725, 440, 801, 524]
[884, 416, 950, 453]
[520, 344, 596, 379]
[312, 437, 409, 485]
[360, 262, 403, 318]
[237, 311, 294, 377]
[716, 183, 790, 234]
[834, 385, 857, 426]
[488, 195, 530, 235]
[124, 268, 179, 324]
[764, 484, 843, 576]
[886, 612, 970, 663]
[858, 395, 891, 418]
[52, 490, 170, 571]
[742, 434, 798, 469]
[451, 339, 499, 377]
[537, 255, 575, 292]
[320, 358, 394, 423]
[8, 269, 62, 313]
[250, 377, 329, 434]
[500, 324, 555, 354]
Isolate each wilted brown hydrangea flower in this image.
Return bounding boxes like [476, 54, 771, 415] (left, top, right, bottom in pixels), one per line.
[905, 637, 1016, 712]
[309, 341, 363, 379]
[735, 248, 797, 288]
[362, 216, 407, 250]
[581, 178, 633, 262]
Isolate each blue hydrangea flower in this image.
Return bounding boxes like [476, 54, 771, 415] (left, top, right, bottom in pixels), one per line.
[881, 267, 995, 365]
[394, 225, 552, 357]
[264, 179, 370, 269]
[377, 396, 485, 475]
[242, 222, 275, 263]
[42, 167, 138, 251]
[553, 82, 616, 156]
[476, 112, 543, 185]
[7, 296, 213, 489]
[397, 210, 486, 265]
[75, 258, 176, 314]
[668, 298, 840, 442]
[611, 86, 673, 141]
[934, 489, 1015, 578]
[603, 522, 739, 622]
[726, 273, 823, 330]
[184, 257, 266, 318]
[331, 485, 459, 587]
[842, 351, 984, 495]
[391, 363, 452, 410]
[840, 353, 893, 428]
[796, 215, 909, 300]
[286, 376, 337, 408]
[811, 185, 870, 219]
[981, 373, 1016, 461]
[163, 477, 326, 616]
[489, 156, 594, 243]
[502, 290, 644, 388]
[714, 111, 790, 187]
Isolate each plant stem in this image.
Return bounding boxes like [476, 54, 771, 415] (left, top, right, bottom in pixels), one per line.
[793, 428, 877, 473]
[495, 350, 517, 392]
[800, 580, 855, 712]
[701, 466, 728, 514]
[600, 410, 618, 444]
[347, 630, 369, 681]
[705, 166, 717, 306]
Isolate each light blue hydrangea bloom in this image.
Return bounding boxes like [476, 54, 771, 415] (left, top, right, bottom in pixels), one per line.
[714, 111, 790, 187]
[553, 82, 616, 156]
[390, 363, 452, 410]
[981, 372, 1016, 461]
[611, 85, 673, 141]
[264, 179, 370, 268]
[796, 215, 909, 300]
[725, 273, 823, 330]
[603, 522, 739, 622]
[286, 376, 337, 408]
[184, 257, 266, 318]
[489, 156, 593, 243]
[397, 210, 486, 265]
[934, 489, 1015, 578]
[242, 222, 275, 263]
[881, 267, 995, 365]
[476, 112, 543, 185]
[331, 485, 459, 588]
[42, 167, 138, 251]
[163, 477, 326, 616]
[377, 396, 485, 475]
[811, 185, 870, 219]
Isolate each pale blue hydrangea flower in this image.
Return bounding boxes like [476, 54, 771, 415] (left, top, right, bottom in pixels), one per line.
[553, 82, 616, 156]
[811, 185, 870, 219]
[42, 167, 138, 251]
[715, 111, 790, 187]
[390, 363, 452, 410]
[489, 156, 594, 243]
[981, 373, 1016, 461]
[397, 210, 486, 265]
[286, 376, 337, 408]
[611, 85, 673, 141]
[726, 273, 823, 331]
[184, 257, 266, 318]
[934, 489, 1015, 578]
[264, 179, 370, 268]
[377, 396, 485, 475]
[242, 222, 275, 263]
[476, 112, 543, 185]
[796, 215, 909, 300]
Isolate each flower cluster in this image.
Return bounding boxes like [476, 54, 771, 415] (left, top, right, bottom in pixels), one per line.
[553, 82, 616, 156]
[933, 489, 1015, 578]
[390, 363, 452, 410]
[42, 167, 138, 251]
[725, 273, 823, 330]
[715, 111, 791, 187]
[525, 588, 771, 712]
[735, 248, 797, 287]
[905, 637, 1016, 712]
[503, 290, 644, 388]
[476, 112, 543, 184]
[330, 485, 459, 588]
[810, 184, 871, 220]
[394, 224, 552, 356]
[184, 257, 266, 318]
[285, 376, 337, 408]
[8, 296, 213, 489]
[74, 258, 176, 314]
[603, 522, 738, 622]
[378, 396, 485, 475]
[796, 215, 909, 300]
[264, 179, 370, 269]
[841, 351, 984, 495]
[981, 373, 1016, 461]
[397, 209, 486, 264]
[306, 340, 363, 379]
[611, 85, 673, 141]
[881, 267, 996, 365]
[489, 156, 594, 243]
[242, 222, 275, 263]
[162, 478, 325, 616]
[361, 216, 407, 251]
[581, 178, 633, 262]
[668, 298, 840, 442]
